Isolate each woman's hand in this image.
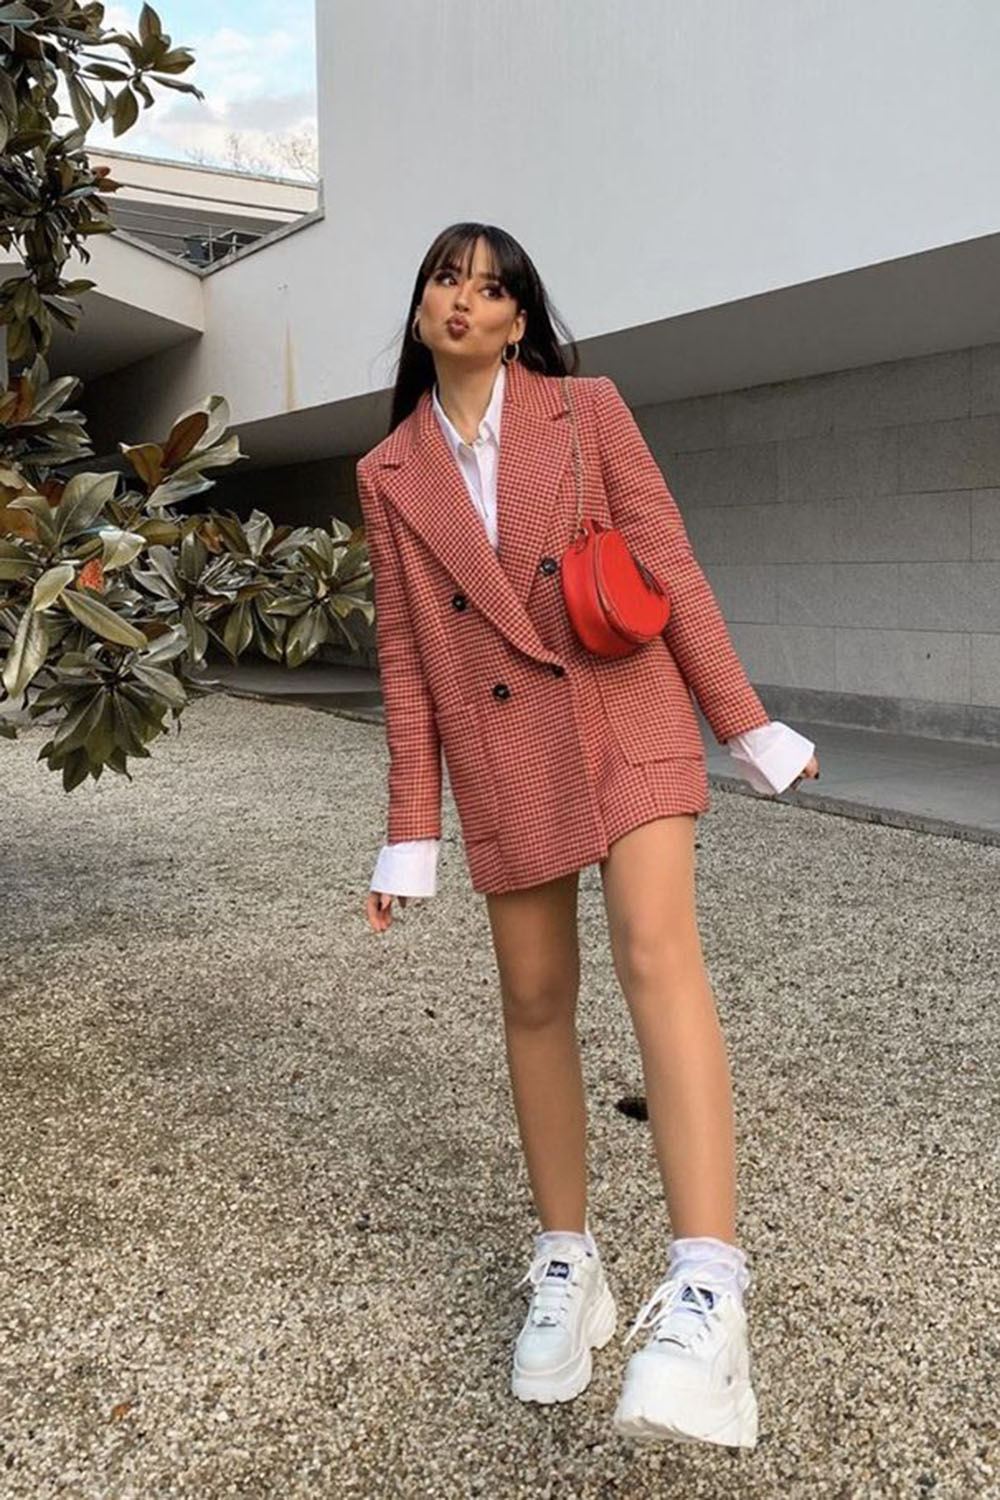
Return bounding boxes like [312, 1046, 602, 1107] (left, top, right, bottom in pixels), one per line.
[366, 889, 415, 933]
[789, 752, 820, 790]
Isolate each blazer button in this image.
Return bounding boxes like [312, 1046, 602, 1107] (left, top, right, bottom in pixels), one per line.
[539, 556, 558, 576]
[550, 663, 565, 676]
[451, 592, 467, 610]
[492, 682, 510, 700]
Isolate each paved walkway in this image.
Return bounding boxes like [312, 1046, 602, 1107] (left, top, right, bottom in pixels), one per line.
[205, 654, 1000, 846]
[4, 690, 998, 1498]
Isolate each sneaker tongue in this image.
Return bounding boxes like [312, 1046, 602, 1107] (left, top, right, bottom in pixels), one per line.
[531, 1258, 575, 1326]
[682, 1283, 715, 1310]
[543, 1259, 572, 1281]
[658, 1283, 717, 1346]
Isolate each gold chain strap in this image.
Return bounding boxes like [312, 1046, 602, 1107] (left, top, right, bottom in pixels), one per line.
[561, 375, 586, 542]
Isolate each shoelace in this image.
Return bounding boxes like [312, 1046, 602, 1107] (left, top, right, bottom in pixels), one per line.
[515, 1250, 587, 1328]
[622, 1275, 723, 1350]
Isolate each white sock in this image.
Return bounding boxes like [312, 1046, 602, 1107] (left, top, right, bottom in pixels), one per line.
[535, 1224, 598, 1258]
[667, 1234, 752, 1304]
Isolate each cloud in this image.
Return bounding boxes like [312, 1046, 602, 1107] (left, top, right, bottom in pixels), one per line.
[66, 4, 317, 176]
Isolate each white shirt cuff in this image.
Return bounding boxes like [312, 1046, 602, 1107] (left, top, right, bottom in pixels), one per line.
[371, 838, 440, 898]
[726, 721, 815, 795]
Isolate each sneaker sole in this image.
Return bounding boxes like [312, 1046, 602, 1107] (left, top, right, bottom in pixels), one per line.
[511, 1283, 617, 1404]
[613, 1381, 758, 1449]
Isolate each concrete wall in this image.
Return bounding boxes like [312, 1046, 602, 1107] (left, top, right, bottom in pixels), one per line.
[84, 1, 1000, 440]
[642, 342, 1000, 741]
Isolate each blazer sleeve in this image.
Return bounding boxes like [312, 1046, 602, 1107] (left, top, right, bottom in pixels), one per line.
[357, 460, 443, 841]
[591, 375, 772, 746]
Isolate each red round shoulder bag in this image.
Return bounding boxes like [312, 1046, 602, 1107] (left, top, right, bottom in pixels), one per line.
[558, 375, 671, 658]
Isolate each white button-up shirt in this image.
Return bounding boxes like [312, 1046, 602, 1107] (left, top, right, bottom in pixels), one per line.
[371, 361, 814, 898]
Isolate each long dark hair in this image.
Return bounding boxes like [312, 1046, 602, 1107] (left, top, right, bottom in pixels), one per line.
[383, 222, 581, 436]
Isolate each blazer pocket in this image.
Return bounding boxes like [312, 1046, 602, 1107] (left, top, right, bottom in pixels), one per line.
[436, 703, 499, 842]
[594, 638, 705, 763]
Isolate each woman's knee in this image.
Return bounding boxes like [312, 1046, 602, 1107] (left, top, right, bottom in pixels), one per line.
[500, 972, 579, 1031]
[485, 871, 580, 1030]
[612, 923, 700, 994]
[599, 817, 704, 990]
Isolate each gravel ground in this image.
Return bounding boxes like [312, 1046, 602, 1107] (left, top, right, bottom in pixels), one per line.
[1, 691, 998, 1500]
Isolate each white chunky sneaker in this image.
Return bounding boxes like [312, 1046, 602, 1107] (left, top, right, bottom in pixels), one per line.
[511, 1233, 617, 1404]
[612, 1272, 759, 1448]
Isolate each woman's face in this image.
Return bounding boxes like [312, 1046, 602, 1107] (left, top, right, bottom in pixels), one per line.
[417, 237, 526, 366]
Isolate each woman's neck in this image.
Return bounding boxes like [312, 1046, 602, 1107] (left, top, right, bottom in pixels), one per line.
[434, 360, 501, 445]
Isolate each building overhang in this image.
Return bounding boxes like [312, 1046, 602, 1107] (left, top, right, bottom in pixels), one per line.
[0, 229, 203, 381]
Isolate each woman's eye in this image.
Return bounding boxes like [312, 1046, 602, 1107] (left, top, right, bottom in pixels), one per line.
[434, 269, 503, 296]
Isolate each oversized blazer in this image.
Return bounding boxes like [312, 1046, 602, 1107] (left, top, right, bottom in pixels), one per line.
[356, 357, 773, 893]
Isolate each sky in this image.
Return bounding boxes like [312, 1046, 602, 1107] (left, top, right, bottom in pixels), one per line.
[80, 1, 318, 177]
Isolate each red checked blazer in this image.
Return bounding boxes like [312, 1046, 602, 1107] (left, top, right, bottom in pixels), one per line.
[356, 359, 771, 891]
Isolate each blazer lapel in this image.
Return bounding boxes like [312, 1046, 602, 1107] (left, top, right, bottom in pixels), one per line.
[376, 358, 573, 665]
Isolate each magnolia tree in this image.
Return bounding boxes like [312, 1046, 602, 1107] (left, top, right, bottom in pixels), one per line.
[0, 4, 372, 789]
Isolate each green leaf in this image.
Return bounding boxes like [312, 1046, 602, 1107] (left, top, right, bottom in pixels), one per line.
[259, 594, 311, 618]
[83, 63, 133, 82]
[66, 73, 94, 134]
[31, 374, 83, 420]
[112, 85, 139, 137]
[111, 692, 151, 758]
[7, 492, 58, 547]
[30, 563, 76, 611]
[170, 432, 243, 481]
[145, 474, 215, 510]
[244, 509, 274, 560]
[51, 687, 107, 755]
[130, 661, 187, 708]
[62, 748, 92, 792]
[222, 600, 253, 657]
[181, 605, 208, 661]
[98, 527, 146, 570]
[55, 470, 118, 541]
[87, 695, 118, 766]
[137, 623, 188, 665]
[61, 589, 148, 648]
[1, 606, 49, 698]
[286, 606, 327, 668]
[138, 4, 163, 47]
[178, 529, 207, 584]
[145, 544, 179, 590]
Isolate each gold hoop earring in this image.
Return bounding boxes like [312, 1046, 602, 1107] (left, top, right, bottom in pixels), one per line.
[502, 340, 520, 364]
[412, 313, 423, 344]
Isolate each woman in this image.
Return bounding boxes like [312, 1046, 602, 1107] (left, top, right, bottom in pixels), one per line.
[358, 222, 819, 1450]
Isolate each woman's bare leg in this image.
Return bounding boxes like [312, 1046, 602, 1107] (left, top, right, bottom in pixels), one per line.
[484, 869, 587, 1233]
[599, 814, 737, 1241]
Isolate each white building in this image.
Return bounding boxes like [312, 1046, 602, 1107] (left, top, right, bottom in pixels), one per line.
[22, 2, 1000, 742]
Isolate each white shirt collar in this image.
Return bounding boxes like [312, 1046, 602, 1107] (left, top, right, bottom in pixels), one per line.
[432, 360, 505, 456]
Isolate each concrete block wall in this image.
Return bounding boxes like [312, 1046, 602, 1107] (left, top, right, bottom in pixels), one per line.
[638, 342, 1000, 744]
